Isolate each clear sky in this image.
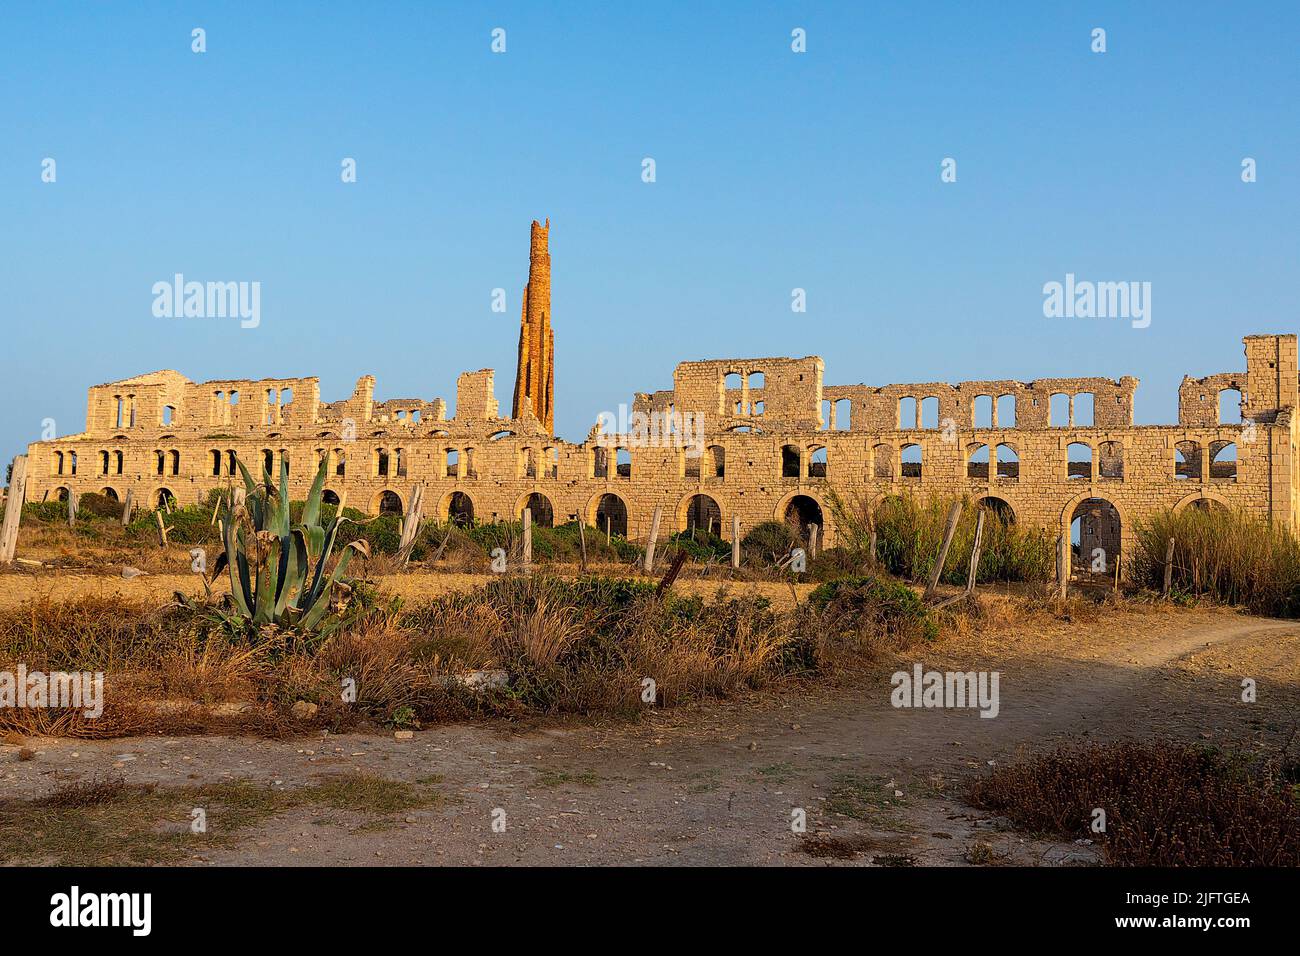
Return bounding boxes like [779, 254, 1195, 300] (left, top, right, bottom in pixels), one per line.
[2, 1, 1296, 459]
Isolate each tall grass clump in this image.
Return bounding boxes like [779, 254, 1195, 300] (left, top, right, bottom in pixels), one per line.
[831, 491, 1053, 585]
[1131, 506, 1300, 617]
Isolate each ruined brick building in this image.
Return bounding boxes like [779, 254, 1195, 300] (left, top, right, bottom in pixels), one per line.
[21, 220, 1299, 577]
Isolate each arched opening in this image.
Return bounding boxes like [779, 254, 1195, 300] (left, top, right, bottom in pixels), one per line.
[446, 491, 474, 526]
[378, 490, 403, 516]
[977, 496, 1015, 524]
[1070, 498, 1120, 578]
[1175, 441, 1202, 480]
[833, 398, 852, 430]
[1218, 389, 1242, 425]
[521, 492, 554, 528]
[973, 395, 993, 428]
[155, 488, 175, 509]
[873, 443, 895, 479]
[53, 486, 70, 502]
[808, 446, 827, 478]
[996, 394, 1016, 427]
[684, 494, 721, 535]
[919, 396, 939, 430]
[1188, 497, 1229, 515]
[1067, 442, 1092, 479]
[996, 443, 1019, 480]
[1210, 441, 1237, 480]
[1073, 392, 1095, 427]
[1099, 441, 1124, 479]
[967, 443, 989, 479]
[1049, 393, 1070, 426]
[100, 487, 119, 502]
[783, 494, 825, 542]
[781, 445, 800, 478]
[321, 490, 340, 506]
[706, 445, 725, 478]
[595, 493, 628, 538]
[900, 443, 922, 479]
[898, 396, 917, 429]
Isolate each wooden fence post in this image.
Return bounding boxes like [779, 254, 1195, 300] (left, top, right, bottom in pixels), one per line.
[577, 519, 588, 573]
[1162, 537, 1176, 597]
[522, 507, 533, 570]
[924, 501, 963, 601]
[965, 509, 985, 594]
[67, 490, 78, 527]
[0, 455, 27, 564]
[1057, 534, 1069, 600]
[643, 505, 663, 573]
[120, 488, 133, 527]
[155, 510, 171, 548]
[731, 514, 741, 570]
[808, 522, 819, 560]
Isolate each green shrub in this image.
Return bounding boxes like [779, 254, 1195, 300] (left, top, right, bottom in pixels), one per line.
[742, 520, 801, 565]
[808, 575, 938, 643]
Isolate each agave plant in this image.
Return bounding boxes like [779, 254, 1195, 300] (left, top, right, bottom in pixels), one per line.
[202, 455, 369, 637]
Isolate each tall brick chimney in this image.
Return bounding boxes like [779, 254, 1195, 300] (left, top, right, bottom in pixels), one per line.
[511, 218, 554, 433]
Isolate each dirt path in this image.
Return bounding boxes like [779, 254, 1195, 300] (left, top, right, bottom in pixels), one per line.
[5, 610, 1297, 866]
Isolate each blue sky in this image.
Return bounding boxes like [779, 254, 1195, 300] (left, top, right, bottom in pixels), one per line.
[1, 1, 1296, 459]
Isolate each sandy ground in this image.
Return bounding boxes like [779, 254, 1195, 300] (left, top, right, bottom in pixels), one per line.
[5, 604, 1295, 866]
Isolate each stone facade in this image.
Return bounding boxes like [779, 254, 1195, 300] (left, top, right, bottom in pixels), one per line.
[18, 224, 1300, 578]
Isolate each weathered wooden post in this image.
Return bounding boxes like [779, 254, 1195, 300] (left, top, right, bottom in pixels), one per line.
[808, 522, 820, 560]
[868, 530, 878, 567]
[924, 501, 963, 601]
[67, 490, 78, 527]
[605, 515, 611, 545]
[731, 514, 741, 570]
[522, 506, 533, 570]
[120, 488, 134, 527]
[397, 484, 426, 565]
[155, 510, 171, 548]
[0, 455, 27, 565]
[643, 505, 663, 573]
[1162, 537, 1176, 597]
[965, 509, 985, 594]
[577, 518, 588, 573]
[1057, 534, 1069, 599]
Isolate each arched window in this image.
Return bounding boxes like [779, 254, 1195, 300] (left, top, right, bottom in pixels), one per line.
[873, 443, 895, 479]
[1099, 441, 1123, 479]
[1066, 442, 1092, 480]
[1175, 441, 1201, 480]
[967, 443, 989, 479]
[900, 443, 922, 479]
[1210, 441, 1237, 481]
[996, 443, 1019, 480]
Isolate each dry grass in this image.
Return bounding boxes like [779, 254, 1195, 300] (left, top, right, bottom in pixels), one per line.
[966, 740, 1300, 866]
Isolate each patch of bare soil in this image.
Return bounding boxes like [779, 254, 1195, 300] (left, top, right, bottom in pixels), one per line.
[3, 605, 1294, 866]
